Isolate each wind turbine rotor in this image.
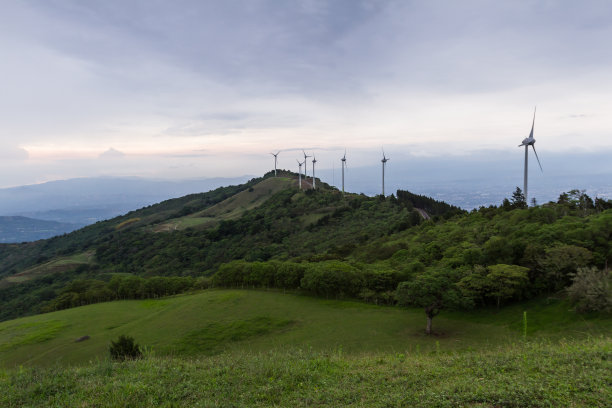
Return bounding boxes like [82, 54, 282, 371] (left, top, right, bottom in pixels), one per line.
[270, 152, 280, 176]
[531, 145, 543, 172]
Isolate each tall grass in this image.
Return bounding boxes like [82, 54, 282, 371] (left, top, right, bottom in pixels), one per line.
[1, 337, 610, 407]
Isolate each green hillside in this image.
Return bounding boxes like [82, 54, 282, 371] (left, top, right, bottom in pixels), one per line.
[0, 173, 610, 327]
[0, 177, 610, 407]
[1, 289, 608, 368]
[1, 289, 610, 407]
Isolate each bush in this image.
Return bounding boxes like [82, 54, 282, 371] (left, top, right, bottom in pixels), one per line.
[109, 335, 142, 361]
[567, 267, 612, 312]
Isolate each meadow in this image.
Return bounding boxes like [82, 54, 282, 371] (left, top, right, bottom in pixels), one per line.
[1, 289, 610, 406]
[1, 289, 609, 367]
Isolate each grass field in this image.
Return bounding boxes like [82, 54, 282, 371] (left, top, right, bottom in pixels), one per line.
[1, 289, 610, 407]
[1, 337, 610, 407]
[1, 289, 609, 368]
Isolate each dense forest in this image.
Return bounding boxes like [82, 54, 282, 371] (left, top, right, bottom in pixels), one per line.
[0, 173, 611, 324]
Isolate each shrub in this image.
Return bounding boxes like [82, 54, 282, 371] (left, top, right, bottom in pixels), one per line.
[109, 335, 142, 361]
[567, 267, 612, 312]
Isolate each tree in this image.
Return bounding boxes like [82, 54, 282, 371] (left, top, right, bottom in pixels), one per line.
[511, 187, 527, 209]
[539, 245, 593, 291]
[485, 264, 529, 308]
[300, 261, 364, 298]
[396, 269, 468, 335]
[567, 267, 612, 312]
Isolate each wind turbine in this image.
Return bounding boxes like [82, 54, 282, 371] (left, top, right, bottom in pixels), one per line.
[381, 149, 389, 196]
[296, 159, 304, 189]
[340, 150, 347, 194]
[270, 151, 280, 176]
[312, 155, 317, 189]
[302, 150, 311, 178]
[518, 107, 543, 204]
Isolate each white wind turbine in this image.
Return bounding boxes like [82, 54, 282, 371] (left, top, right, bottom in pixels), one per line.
[312, 155, 317, 189]
[518, 107, 543, 204]
[302, 150, 311, 178]
[296, 159, 304, 189]
[270, 151, 280, 176]
[381, 148, 389, 196]
[340, 150, 347, 194]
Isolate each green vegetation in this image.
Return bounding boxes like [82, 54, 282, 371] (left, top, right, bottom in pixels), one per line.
[109, 335, 142, 361]
[1, 336, 610, 407]
[396, 268, 468, 334]
[0, 176, 610, 405]
[0, 320, 66, 352]
[1, 290, 609, 368]
[1, 175, 611, 330]
[175, 316, 294, 355]
[0, 251, 93, 285]
[567, 267, 612, 312]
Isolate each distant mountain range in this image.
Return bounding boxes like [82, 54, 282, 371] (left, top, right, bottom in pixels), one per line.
[0, 216, 79, 243]
[0, 176, 252, 226]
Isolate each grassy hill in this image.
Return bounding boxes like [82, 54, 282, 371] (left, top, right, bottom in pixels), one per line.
[0, 173, 611, 324]
[152, 176, 296, 231]
[1, 289, 609, 368]
[0, 177, 610, 406]
[0, 289, 610, 407]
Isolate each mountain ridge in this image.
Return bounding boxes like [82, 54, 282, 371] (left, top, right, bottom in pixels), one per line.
[0, 172, 609, 324]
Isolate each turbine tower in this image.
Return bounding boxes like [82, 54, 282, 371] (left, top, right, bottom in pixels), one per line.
[296, 159, 304, 189]
[312, 155, 317, 189]
[270, 151, 280, 176]
[340, 150, 347, 194]
[518, 107, 543, 204]
[302, 150, 311, 178]
[381, 149, 389, 196]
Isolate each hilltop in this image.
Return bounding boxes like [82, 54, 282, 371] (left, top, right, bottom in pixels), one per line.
[0, 171, 445, 319]
[0, 172, 609, 325]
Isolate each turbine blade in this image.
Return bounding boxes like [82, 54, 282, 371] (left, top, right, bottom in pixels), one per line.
[531, 145, 543, 172]
[529, 106, 536, 139]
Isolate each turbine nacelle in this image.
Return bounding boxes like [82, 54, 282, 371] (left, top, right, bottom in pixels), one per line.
[519, 137, 535, 147]
[381, 148, 389, 163]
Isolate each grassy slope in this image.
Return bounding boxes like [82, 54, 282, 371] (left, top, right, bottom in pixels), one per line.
[2, 338, 610, 407]
[0, 176, 263, 276]
[152, 177, 296, 231]
[0, 251, 94, 286]
[1, 289, 609, 368]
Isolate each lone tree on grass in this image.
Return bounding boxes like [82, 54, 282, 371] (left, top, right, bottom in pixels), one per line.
[109, 335, 142, 361]
[396, 269, 468, 335]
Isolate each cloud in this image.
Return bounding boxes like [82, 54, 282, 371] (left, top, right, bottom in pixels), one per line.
[0, 145, 29, 161]
[99, 147, 125, 159]
[0, 0, 611, 186]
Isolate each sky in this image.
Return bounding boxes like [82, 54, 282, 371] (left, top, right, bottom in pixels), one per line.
[1, 0, 612, 188]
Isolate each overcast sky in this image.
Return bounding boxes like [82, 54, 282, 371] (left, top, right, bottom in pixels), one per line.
[1, 0, 611, 187]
